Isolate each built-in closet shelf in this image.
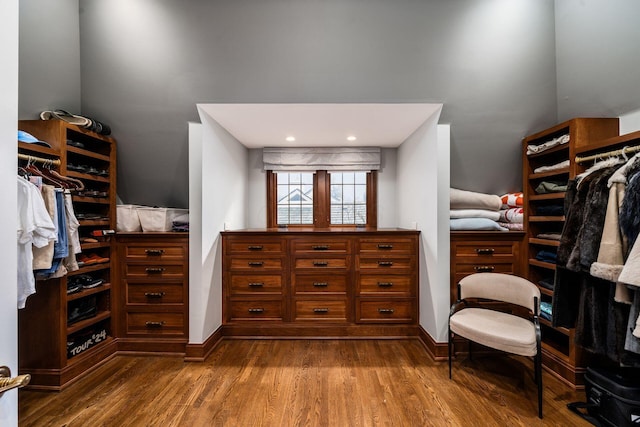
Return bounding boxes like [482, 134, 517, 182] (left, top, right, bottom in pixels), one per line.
[66, 146, 111, 161]
[528, 168, 571, 180]
[529, 193, 566, 201]
[522, 117, 619, 389]
[67, 311, 111, 335]
[80, 241, 112, 251]
[528, 238, 560, 247]
[73, 196, 110, 204]
[67, 171, 110, 183]
[67, 284, 112, 302]
[69, 263, 110, 276]
[18, 141, 61, 157]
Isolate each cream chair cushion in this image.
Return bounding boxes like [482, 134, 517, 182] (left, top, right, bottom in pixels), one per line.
[449, 308, 537, 357]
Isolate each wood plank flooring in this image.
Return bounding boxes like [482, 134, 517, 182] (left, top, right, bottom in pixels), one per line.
[19, 339, 590, 426]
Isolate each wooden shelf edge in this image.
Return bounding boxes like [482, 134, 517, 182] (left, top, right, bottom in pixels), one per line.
[529, 215, 565, 222]
[529, 238, 560, 247]
[67, 283, 111, 302]
[529, 167, 570, 180]
[66, 311, 111, 335]
[528, 259, 557, 270]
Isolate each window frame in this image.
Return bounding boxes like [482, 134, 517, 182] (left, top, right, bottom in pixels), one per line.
[266, 170, 377, 228]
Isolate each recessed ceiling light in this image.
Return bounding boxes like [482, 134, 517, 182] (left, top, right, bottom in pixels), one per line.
[347, 136, 357, 142]
[286, 136, 296, 142]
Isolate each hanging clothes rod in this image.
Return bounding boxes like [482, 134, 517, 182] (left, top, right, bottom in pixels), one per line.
[575, 144, 640, 164]
[18, 153, 61, 166]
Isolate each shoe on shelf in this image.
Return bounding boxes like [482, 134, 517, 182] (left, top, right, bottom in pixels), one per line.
[77, 253, 99, 266]
[66, 279, 82, 294]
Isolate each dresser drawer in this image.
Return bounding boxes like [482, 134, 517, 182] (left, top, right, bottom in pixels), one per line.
[358, 275, 413, 295]
[358, 257, 414, 271]
[293, 257, 349, 270]
[291, 239, 349, 254]
[356, 299, 415, 323]
[126, 312, 185, 336]
[454, 263, 516, 275]
[359, 238, 415, 255]
[124, 264, 186, 279]
[228, 299, 284, 321]
[293, 299, 347, 322]
[228, 258, 283, 271]
[454, 241, 517, 258]
[229, 274, 283, 295]
[126, 282, 185, 304]
[225, 238, 285, 255]
[292, 274, 347, 294]
[123, 245, 186, 262]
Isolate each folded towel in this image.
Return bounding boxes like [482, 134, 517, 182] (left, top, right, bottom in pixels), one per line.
[535, 205, 564, 216]
[526, 134, 569, 155]
[536, 232, 562, 241]
[499, 207, 524, 223]
[500, 192, 523, 208]
[450, 218, 508, 231]
[533, 160, 570, 174]
[497, 222, 523, 231]
[535, 181, 568, 194]
[450, 209, 501, 221]
[450, 188, 502, 211]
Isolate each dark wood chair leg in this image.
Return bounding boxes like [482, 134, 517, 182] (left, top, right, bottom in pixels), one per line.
[448, 326, 453, 379]
[536, 352, 543, 419]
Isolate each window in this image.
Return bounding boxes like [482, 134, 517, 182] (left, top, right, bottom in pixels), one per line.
[329, 172, 367, 225]
[267, 170, 377, 228]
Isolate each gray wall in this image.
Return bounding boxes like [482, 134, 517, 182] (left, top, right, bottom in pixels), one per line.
[19, 0, 81, 118]
[78, 0, 556, 207]
[22, 0, 639, 208]
[555, 0, 640, 121]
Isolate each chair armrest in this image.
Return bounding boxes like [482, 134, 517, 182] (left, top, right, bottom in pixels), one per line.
[449, 300, 467, 318]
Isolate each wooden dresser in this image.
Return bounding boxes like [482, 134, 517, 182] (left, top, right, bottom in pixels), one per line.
[115, 232, 189, 354]
[222, 228, 419, 337]
[449, 231, 525, 304]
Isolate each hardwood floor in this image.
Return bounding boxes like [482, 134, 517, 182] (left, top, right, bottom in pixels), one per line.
[19, 339, 590, 426]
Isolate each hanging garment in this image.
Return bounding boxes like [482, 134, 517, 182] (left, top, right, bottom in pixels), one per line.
[590, 154, 640, 303]
[17, 177, 56, 309]
[619, 161, 640, 251]
[35, 189, 69, 279]
[31, 184, 56, 270]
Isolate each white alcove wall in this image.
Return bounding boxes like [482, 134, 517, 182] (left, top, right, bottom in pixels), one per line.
[188, 104, 451, 346]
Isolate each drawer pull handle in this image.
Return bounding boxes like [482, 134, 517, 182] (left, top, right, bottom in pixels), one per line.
[144, 292, 165, 298]
[377, 282, 393, 287]
[313, 282, 328, 287]
[474, 266, 495, 272]
[145, 249, 165, 256]
[378, 261, 394, 267]
[145, 267, 165, 274]
[312, 245, 329, 250]
[248, 308, 264, 313]
[378, 308, 395, 314]
[313, 261, 328, 267]
[248, 282, 264, 287]
[248, 245, 263, 250]
[476, 248, 495, 255]
[248, 261, 264, 267]
[378, 244, 393, 249]
[313, 308, 330, 313]
[145, 321, 165, 328]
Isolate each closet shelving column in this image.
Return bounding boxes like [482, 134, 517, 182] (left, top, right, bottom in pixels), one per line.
[17, 119, 117, 390]
[522, 117, 619, 389]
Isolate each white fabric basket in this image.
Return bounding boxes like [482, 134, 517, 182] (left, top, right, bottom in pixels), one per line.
[116, 205, 143, 232]
[136, 207, 188, 232]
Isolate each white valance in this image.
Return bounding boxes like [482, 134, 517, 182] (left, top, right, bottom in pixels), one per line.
[262, 147, 380, 171]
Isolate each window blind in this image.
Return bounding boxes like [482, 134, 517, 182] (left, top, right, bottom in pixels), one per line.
[263, 147, 380, 171]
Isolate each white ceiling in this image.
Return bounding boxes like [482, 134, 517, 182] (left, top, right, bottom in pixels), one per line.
[199, 103, 442, 148]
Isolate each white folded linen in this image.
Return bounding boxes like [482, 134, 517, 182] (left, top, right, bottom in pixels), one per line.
[450, 188, 502, 211]
[450, 209, 501, 221]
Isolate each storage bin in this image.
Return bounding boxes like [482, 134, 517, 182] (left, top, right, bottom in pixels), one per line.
[117, 204, 143, 232]
[137, 207, 189, 232]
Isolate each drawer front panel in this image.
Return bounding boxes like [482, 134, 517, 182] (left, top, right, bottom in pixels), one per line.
[291, 239, 349, 254]
[357, 300, 415, 323]
[358, 275, 413, 295]
[229, 274, 283, 294]
[359, 239, 415, 254]
[454, 263, 515, 274]
[294, 257, 349, 270]
[126, 282, 185, 304]
[229, 258, 283, 271]
[358, 257, 414, 271]
[294, 300, 347, 321]
[125, 264, 186, 279]
[124, 245, 186, 261]
[292, 274, 348, 294]
[226, 239, 285, 255]
[454, 242, 516, 257]
[228, 299, 284, 321]
[126, 312, 185, 335]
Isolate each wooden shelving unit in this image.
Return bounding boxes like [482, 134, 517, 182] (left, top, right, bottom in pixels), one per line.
[18, 119, 117, 390]
[522, 117, 619, 389]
